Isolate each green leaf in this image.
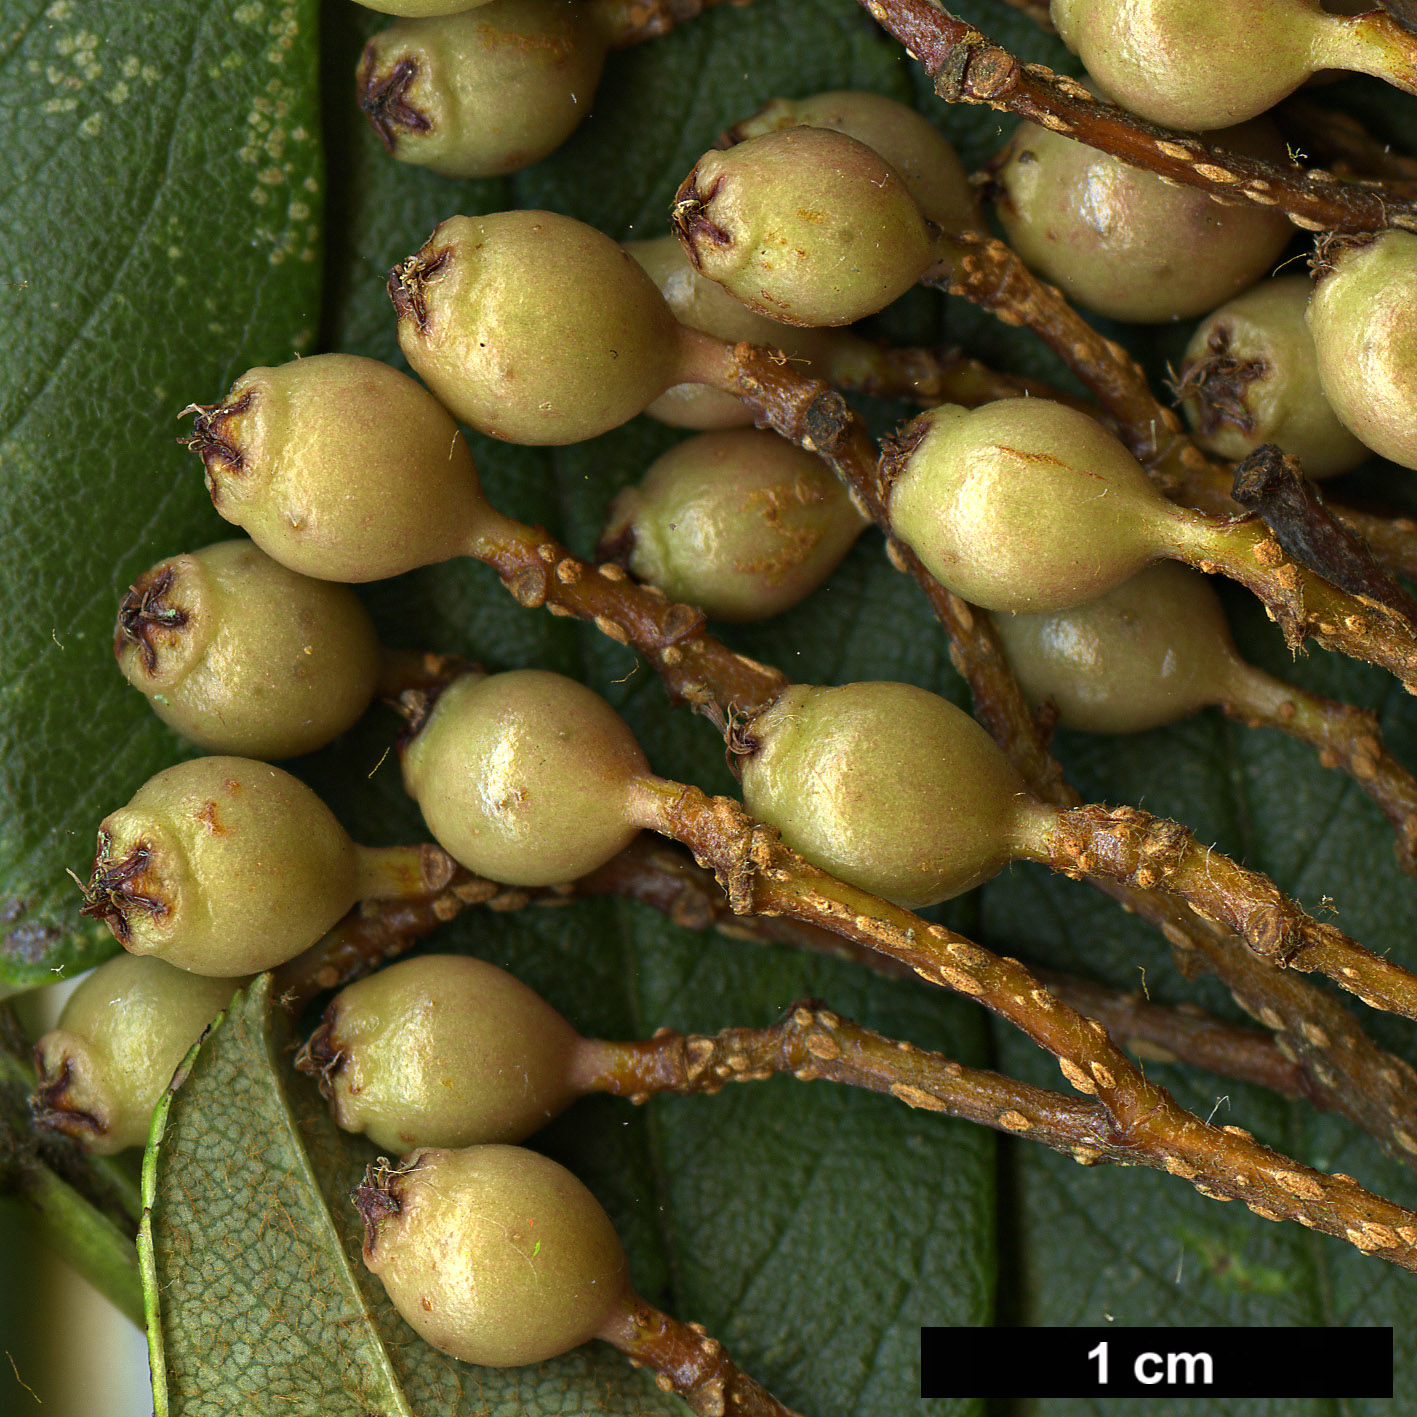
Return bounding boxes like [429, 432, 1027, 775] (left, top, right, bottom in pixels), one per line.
[13, 0, 1417, 1412]
[0, 0, 322, 987]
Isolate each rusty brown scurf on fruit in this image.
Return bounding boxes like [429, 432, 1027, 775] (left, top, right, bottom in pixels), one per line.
[357, 52, 432, 155]
[114, 566, 188, 676]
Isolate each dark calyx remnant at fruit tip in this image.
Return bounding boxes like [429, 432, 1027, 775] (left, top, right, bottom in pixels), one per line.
[28, 1057, 103, 1142]
[293, 1019, 345, 1096]
[79, 836, 166, 944]
[114, 567, 187, 673]
[387, 248, 449, 331]
[1309, 230, 1381, 283]
[875, 418, 931, 497]
[357, 52, 431, 154]
[353, 1159, 418, 1253]
[180, 392, 252, 503]
[669, 170, 731, 270]
[1170, 327, 1265, 437]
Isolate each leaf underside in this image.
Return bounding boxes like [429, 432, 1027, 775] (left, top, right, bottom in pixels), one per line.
[9, 0, 1417, 1413]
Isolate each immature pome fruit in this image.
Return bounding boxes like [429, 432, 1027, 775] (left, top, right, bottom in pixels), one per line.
[357, 0, 605, 179]
[186, 353, 489, 580]
[391, 211, 683, 444]
[356, 0, 493, 14]
[883, 399, 1186, 614]
[673, 127, 938, 327]
[1051, 0, 1417, 129]
[356, 1144, 632, 1367]
[726, 90, 980, 233]
[739, 681, 1031, 908]
[1178, 276, 1367, 479]
[299, 954, 583, 1151]
[82, 757, 429, 976]
[1307, 230, 1417, 471]
[31, 955, 241, 1154]
[993, 562, 1249, 734]
[400, 670, 652, 886]
[990, 115, 1293, 323]
[598, 429, 867, 621]
[115, 540, 381, 758]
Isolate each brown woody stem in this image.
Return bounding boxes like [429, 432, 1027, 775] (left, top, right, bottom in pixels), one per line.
[855, 0, 1417, 233]
[1020, 802, 1417, 1025]
[583, 999, 1307, 1137]
[1168, 512, 1417, 693]
[628, 776, 1417, 1269]
[1280, 96, 1417, 192]
[598, 1296, 802, 1417]
[460, 506, 785, 715]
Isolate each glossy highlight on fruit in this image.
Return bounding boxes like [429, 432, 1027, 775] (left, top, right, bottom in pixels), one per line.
[357, 0, 605, 179]
[1307, 230, 1417, 471]
[1051, 0, 1417, 130]
[991, 116, 1292, 323]
[992, 562, 1240, 734]
[356, 1143, 632, 1367]
[115, 540, 382, 758]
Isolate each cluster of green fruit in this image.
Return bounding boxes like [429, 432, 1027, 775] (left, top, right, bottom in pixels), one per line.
[26, 0, 1417, 1406]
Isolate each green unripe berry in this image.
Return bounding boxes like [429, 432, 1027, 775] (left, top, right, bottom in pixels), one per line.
[740, 681, 1033, 908]
[82, 757, 362, 976]
[599, 429, 866, 621]
[400, 670, 650, 886]
[992, 563, 1240, 734]
[391, 211, 682, 445]
[356, 1143, 632, 1367]
[1179, 275, 1367, 480]
[991, 117, 1292, 323]
[727, 90, 979, 233]
[357, 1, 606, 179]
[884, 399, 1184, 614]
[672, 127, 938, 328]
[1307, 230, 1417, 471]
[299, 954, 583, 1151]
[187, 353, 489, 582]
[114, 540, 381, 758]
[31, 955, 241, 1154]
[1051, 0, 1417, 130]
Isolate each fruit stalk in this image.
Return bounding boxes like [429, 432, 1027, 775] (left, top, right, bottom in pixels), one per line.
[1023, 801, 1417, 1024]
[629, 775, 1417, 1269]
[856, 0, 1417, 232]
[596, 1298, 804, 1416]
